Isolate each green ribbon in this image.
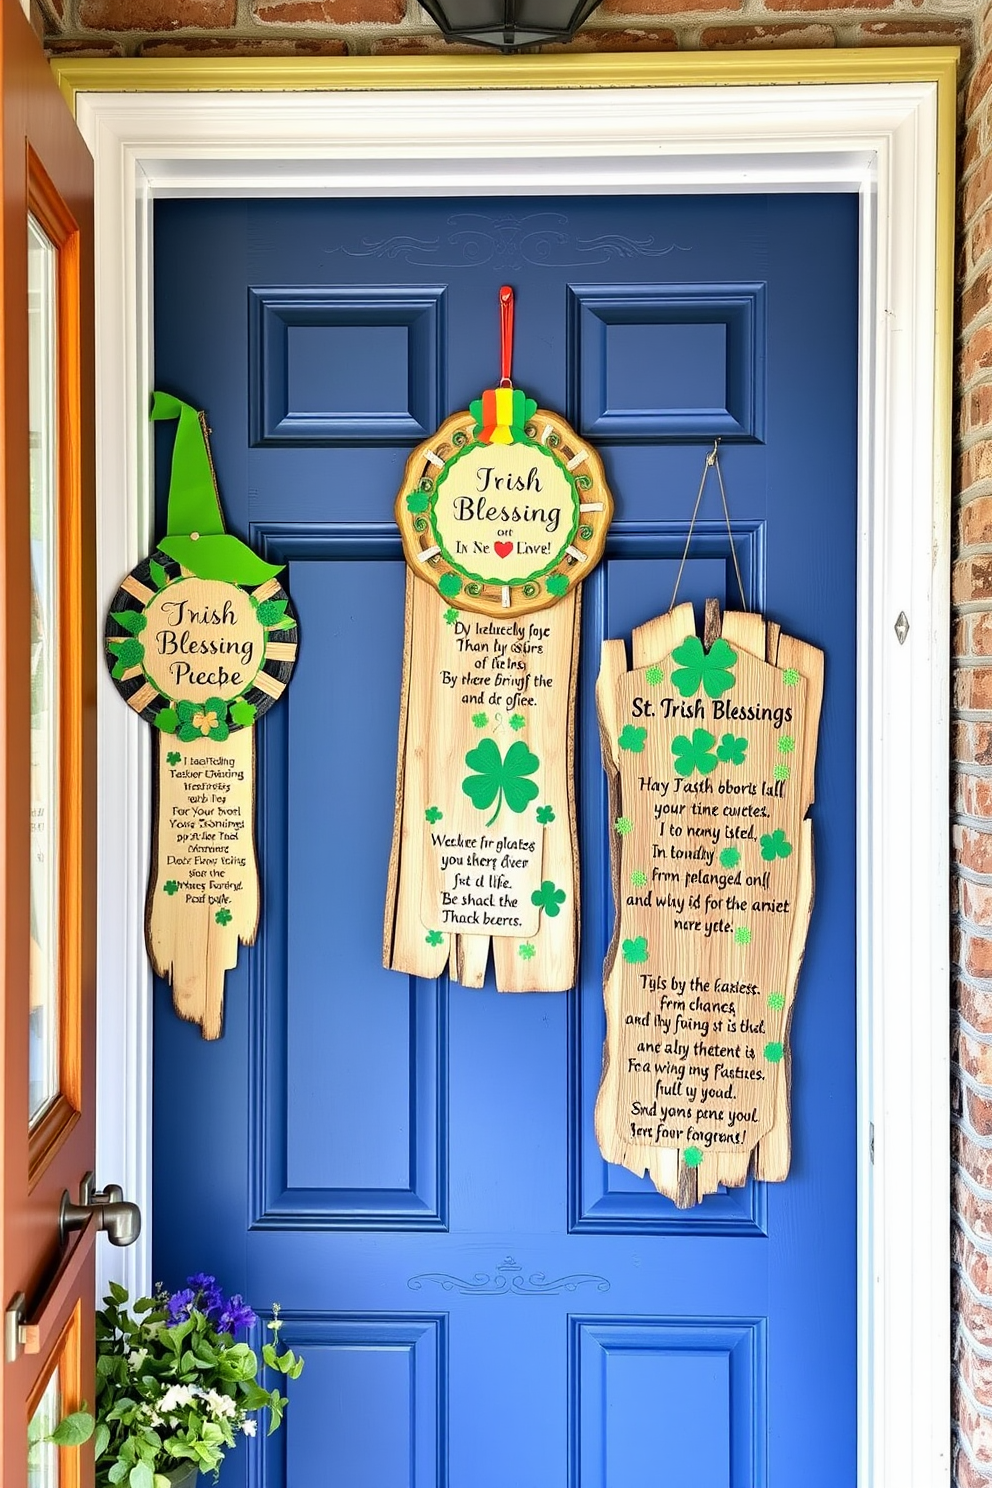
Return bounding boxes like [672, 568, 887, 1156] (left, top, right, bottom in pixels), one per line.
[151, 391, 283, 586]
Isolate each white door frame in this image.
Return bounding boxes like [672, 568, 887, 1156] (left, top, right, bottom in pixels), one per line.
[59, 54, 955, 1488]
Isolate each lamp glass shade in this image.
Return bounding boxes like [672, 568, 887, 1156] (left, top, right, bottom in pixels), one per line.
[419, 0, 602, 50]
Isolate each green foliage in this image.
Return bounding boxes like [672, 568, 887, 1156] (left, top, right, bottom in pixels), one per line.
[733, 926, 752, 946]
[111, 610, 147, 636]
[622, 937, 649, 964]
[545, 574, 569, 597]
[716, 733, 748, 766]
[531, 880, 566, 918]
[254, 599, 287, 628]
[536, 805, 555, 826]
[773, 763, 791, 782]
[760, 829, 793, 861]
[630, 870, 647, 888]
[671, 728, 718, 778]
[509, 713, 526, 731]
[670, 635, 737, 700]
[472, 712, 489, 729]
[406, 492, 429, 514]
[518, 942, 536, 960]
[778, 734, 796, 754]
[438, 572, 462, 599]
[683, 1146, 704, 1168]
[229, 699, 257, 729]
[75, 1283, 304, 1488]
[149, 559, 169, 591]
[462, 738, 540, 827]
[782, 668, 800, 687]
[215, 909, 233, 927]
[443, 607, 459, 625]
[618, 725, 647, 754]
[615, 816, 633, 836]
[644, 665, 664, 686]
[768, 992, 786, 1011]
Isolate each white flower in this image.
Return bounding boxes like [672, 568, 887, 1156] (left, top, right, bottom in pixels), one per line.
[127, 1348, 148, 1371]
[158, 1384, 198, 1415]
[241, 1419, 257, 1437]
[205, 1390, 237, 1420]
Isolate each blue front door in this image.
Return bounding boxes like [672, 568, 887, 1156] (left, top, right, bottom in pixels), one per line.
[152, 193, 858, 1488]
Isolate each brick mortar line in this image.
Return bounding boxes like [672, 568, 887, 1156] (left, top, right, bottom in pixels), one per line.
[956, 1423, 992, 1480]
[956, 1111, 992, 1152]
[953, 955, 992, 988]
[954, 1060, 992, 1102]
[952, 812, 992, 833]
[956, 909, 992, 939]
[957, 1206, 992, 1263]
[956, 1364, 992, 1424]
[956, 1015, 992, 1048]
[957, 1155, 992, 1204]
[952, 710, 992, 724]
[954, 764, 992, 779]
[955, 1259, 992, 1316]
[957, 1308, 992, 1355]
[955, 865, 992, 889]
[954, 605, 992, 618]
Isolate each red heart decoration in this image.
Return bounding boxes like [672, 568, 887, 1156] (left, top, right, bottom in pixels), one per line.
[494, 541, 513, 558]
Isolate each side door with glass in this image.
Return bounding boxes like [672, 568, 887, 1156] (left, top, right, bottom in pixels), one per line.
[1, 4, 97, 1485]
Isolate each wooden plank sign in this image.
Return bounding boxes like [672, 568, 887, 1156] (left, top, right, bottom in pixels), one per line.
[595, 600, 823, 1205]
[385, 301, 612, 992]
[105, 393, 298, 1038]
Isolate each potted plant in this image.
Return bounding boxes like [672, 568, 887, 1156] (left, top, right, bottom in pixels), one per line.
[85, 1273, 304, 1487]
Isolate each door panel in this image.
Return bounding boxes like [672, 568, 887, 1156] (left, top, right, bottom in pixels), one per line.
[153, 193, 857, 1487]
[2, 1, 96, 1482]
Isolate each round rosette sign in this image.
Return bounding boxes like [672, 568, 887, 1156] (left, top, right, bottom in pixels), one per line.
[104, 551, 298, 736]
[395, 387, 613, 618]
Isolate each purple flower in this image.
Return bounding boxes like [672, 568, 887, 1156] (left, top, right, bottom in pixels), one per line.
[166, 1287, 196, 1323]
[187, 1273, 224, 1318]
[216, 1294, 257, 1336]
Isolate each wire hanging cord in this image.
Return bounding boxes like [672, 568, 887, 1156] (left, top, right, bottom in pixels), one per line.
[499, 284, 514, 387]
[668, 439, 748, 614]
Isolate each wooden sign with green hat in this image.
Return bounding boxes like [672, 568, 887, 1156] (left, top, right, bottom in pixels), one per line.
[104, 392, 299, 1038]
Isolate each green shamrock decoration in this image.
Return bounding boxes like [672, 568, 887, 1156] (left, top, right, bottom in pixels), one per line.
[619, 725, 648, 754]
[778, 735, 796, 754]
[671, 728, 718, 778]
[773, 763, 791, 782]
[760, 829, 793, 861]
[148, 558, 170, 590]
[670, 635, 738, 700]
[153, 708, 178, 734]
[462, 738, 540, 827]
[510, 714, 526, 731]
[616, 816, 633, 836]
[229, 698, 257, 728]
[764, 1041, 784, 1063]
[163, 880, 179, 896]
[425, 929, 444, 946]
[472, 712, 489, 729]
[439, 572, 462, 599]
[645, 665, 664, 686]
[254, 598, 290, 629]
[716, 733, 748, 766]
[425, 806, 443, 824]
[166, 751, 181, 767]
[444, 607, 459, 625]
[107, 636, 145, 680]
[110, 609, 147, 636]
[622, 936, 649, 964]
[518, 942, 536, 960]
[719, 847, 741, 868]
[683, 1146, 704, 1168]
[734, 926, 752, 946]
[782, 667, 800, 687]
[546, 574, 569, 597]
[406, 491, 429, 514]
[630, 870, 648, 888]
[531, 880, 566, 917]
[215, 908, 233, 926]
[536, 805, 555, 826]
[176, 698, 229, 743]
[768, 992, 786, 1011]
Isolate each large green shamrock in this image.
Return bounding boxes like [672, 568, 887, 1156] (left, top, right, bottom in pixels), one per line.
[531, 880, 566, 917]
[716, 733, 748, 766]
[760, 829, 793, 861]
[671, 728, 718, 778]
[670, 635, 738, 699]
[175, 697, 229, 743]
[622, 937, 649, 964]
[619, 725, 647, 754]
[107, 635, 144, 680]
[462, 738, 540, 827]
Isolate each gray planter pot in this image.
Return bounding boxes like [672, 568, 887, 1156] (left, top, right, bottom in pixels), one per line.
[162, 1465, 198, 1488]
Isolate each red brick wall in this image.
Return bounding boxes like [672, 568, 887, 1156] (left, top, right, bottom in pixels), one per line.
[38, 0, 972, 58]
[39, 3, 987, 1481]
[957, 9, 992, 1486]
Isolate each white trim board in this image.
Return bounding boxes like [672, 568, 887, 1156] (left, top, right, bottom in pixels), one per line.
[77, 79, 951, 1488]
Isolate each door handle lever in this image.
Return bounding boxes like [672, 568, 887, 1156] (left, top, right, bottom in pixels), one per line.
[59, 1171, 141, 1248]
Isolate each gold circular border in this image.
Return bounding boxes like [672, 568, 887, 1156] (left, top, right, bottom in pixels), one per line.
[394, 407, 613, 617]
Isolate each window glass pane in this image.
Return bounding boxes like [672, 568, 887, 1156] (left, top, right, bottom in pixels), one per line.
[27, 1367, 61, 1488]
[28, 213, 59, 1125]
